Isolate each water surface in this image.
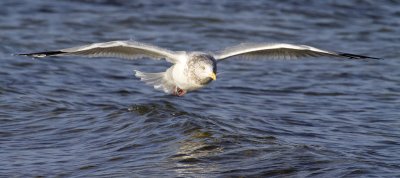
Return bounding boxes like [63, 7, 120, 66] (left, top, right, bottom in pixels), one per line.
[1, 0, 400, 177]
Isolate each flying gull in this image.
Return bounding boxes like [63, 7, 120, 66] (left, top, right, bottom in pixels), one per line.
[19, 41, 380, 96]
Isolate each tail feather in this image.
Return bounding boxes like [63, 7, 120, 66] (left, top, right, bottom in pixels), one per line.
[134, 70, 175, 94]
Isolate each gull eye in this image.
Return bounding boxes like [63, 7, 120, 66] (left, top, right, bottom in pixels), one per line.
[201, 66, 206, 70]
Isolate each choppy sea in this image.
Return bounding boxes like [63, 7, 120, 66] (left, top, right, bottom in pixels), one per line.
[1, 0, 399, 177]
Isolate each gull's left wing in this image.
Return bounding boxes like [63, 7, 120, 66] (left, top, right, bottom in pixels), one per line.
[214, 43, 380, 61]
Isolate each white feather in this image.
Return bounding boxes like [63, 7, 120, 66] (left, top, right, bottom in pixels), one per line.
[59, 40, 182, 63]
[214, 43, 340, 61]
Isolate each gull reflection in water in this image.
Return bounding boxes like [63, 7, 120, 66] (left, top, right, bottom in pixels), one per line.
[170, 130, 223, 176]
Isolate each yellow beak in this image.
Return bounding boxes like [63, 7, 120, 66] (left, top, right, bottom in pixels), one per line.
[210, 72, 217, 80]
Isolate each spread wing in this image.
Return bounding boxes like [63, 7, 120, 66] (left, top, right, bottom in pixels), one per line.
[214, 43, 380, 61]
[19, 40, 182, 63]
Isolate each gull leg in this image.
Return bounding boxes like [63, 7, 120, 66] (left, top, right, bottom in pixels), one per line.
[173, 86, 187, 96]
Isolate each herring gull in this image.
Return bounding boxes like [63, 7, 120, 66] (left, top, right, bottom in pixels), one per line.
[19, 40, 380, 96]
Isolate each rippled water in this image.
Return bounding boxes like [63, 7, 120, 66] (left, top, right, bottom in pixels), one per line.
[1, 0, 400, 177]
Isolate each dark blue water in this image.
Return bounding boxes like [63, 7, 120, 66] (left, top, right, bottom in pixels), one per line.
[1, 0, 400, 177]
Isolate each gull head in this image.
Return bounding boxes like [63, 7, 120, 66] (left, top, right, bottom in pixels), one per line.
[188, 53, 217, 85]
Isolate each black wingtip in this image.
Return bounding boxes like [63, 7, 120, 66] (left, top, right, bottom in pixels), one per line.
[338, 53, 382, 60]
[18, 51, 65, 58]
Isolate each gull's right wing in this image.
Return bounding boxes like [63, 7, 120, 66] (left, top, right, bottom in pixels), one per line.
[19, 40, 184, 63]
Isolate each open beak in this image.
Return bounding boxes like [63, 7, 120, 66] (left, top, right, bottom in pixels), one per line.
[210, 72, 217, 80]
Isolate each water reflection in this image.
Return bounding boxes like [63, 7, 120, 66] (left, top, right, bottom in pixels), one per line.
[171, 130, 222, 176]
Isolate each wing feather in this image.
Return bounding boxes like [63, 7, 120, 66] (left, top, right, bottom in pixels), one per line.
[19, 40, 182, 63]
[214, 43, 380, 61]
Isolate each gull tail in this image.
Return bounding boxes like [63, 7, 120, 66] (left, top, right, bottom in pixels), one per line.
[134, 70, 175, 94]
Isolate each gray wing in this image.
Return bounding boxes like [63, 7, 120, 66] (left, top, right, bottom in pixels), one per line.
[214, 43, 380, 61]
[19, 40, 183, 63]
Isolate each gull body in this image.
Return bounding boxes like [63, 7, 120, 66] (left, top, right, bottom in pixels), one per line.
[20, 40, 379, 96]
[134, 52, 217, 96]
